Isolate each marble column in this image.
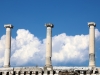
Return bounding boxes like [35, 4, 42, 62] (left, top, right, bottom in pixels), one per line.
[4, 24, 13, 67]
[44, 23, 54, 72]
[88, 22, 96, 67]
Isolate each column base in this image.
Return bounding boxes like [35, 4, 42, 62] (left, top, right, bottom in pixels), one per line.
[44, 65, 53, 74]
[89, 65, 95, 68]
[4, 65, 10, 68]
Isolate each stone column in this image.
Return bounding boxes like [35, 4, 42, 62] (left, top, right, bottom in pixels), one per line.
[44, 23, 54, 71]
[88, 22, 96, 67]
[80, 71, 84, 75]
[4, 24, 13, 67]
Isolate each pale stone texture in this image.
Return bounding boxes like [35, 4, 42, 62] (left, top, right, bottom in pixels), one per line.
[88, 22, 96, 67]
[44, 23, 54, 72]
[4, 24, 13, 67]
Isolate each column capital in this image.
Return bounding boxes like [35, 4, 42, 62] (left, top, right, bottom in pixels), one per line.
[45, 23, 54, 28]
[88, 22, 96, 27]
[4, 24, 13, 29]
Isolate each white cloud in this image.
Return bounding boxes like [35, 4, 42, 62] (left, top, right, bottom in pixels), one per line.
[11, 29, 44, 66]
[52, 34, 89, 65]
[0, 35, 6, 67]
[0, 29, 100, 67]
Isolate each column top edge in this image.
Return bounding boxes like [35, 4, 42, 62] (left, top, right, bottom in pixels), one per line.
[88, 22, 96, 27]
[4, 24, 13, 28]
[45, 23, 54, 28]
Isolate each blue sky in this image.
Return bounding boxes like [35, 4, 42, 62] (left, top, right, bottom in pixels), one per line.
[0, 0, 100, 67]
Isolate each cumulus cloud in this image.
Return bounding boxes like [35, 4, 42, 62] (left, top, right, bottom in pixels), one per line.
[0, 35, 6, 67]
[0, 29, 100, 67]
[52, 34, 89, 65]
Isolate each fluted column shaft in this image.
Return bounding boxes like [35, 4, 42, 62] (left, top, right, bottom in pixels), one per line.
[4, 24, 13, 67]
[88, 22, 96, 67]
[45, 23, 54, 67]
